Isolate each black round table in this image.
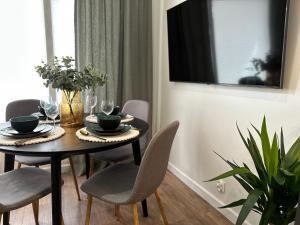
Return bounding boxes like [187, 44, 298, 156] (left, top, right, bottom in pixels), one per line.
[0, 118, 149, 225]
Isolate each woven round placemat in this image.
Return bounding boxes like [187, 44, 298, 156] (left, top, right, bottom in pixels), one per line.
[0, 127, 65, 146]
[76, 127, 139, 143]
[85, 114, 134, 124]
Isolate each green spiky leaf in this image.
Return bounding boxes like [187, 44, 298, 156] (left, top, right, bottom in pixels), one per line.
[206, 167, 250, 182]
[220, 199, 246, 209]
[236, 189, 264, 225]
[209, 117, 300, 225]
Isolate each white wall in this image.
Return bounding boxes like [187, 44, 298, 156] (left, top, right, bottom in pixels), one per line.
[153, 0, 300, 224]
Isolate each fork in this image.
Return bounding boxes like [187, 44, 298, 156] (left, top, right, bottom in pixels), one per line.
[80, 129, 107, 141]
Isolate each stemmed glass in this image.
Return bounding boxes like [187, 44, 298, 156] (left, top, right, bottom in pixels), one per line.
[40, 96, 50, 122]
[40, 99, 46, 110]
[44, 97, 59, 128]
[100, 100, 114, 116]
[39, 96, 49, 114]
[86, 93, 98, 116]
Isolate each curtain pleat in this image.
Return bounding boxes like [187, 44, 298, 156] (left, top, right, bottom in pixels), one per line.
[74, 0, 152, 175]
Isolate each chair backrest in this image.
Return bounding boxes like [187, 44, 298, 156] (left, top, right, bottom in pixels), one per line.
[122, 100, 149, 122]
[128, 121, 179, 203]
[6, 99, 40, 121]
[123, 100, 150, 149]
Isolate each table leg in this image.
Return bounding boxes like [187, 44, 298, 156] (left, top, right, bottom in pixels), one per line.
[132, 140, 142, 165]
[3, 154, 15, 225]
[132, 140, 148, 217]
[51, 156, 62, 225]
[85, 153, 90, 179]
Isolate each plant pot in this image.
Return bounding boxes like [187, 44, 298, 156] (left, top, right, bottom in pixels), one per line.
[60, 91, 84, 127]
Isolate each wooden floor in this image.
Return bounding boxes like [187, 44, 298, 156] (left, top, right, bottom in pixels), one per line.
[9, 170, 233, 225]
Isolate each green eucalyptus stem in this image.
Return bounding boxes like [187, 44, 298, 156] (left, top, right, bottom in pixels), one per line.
[70, 90, 78, 103]
[63, 90, 76, 123]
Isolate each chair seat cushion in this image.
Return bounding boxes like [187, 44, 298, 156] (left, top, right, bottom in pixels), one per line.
[81, 163, 139, 204]
[0, 167, 51, 212]
[15, 155, 51, 166]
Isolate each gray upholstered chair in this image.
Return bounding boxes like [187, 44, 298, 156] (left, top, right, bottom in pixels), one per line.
[0, 167, 52, 224]
[81, 121, 179, 225]
[89, 100, 149, 175]
[6, 99, 81, 200]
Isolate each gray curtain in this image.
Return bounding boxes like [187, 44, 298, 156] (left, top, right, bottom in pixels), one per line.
[73, 0, 152, 175]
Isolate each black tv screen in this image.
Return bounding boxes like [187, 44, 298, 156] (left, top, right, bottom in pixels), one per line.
[167, 0, 289, 88]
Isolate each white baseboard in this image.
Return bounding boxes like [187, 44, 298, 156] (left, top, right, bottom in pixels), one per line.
[168, 162, 252, 225]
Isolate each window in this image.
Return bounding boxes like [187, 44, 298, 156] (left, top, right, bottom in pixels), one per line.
[0, 0, 75, 122]
[51, 0, 75, 58]
[0, 0, 47, 121]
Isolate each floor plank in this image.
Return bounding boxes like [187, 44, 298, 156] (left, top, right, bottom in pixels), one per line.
[9, 170, 233, 225]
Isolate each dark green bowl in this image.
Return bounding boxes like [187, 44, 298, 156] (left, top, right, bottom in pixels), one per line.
[97, 115, 121, 130]
[111, 106, 120, 115]
[10, 116, 39, 133]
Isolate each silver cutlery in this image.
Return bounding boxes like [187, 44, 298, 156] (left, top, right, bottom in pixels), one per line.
[130, 125, 141, 131]
[80, 129, 107, 141]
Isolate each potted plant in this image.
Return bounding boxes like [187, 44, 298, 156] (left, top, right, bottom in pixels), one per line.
[208, 117, 300, 225]
[35, 56, 108, 127]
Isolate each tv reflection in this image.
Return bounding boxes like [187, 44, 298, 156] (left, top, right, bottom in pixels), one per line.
[238, 54, 282, 87]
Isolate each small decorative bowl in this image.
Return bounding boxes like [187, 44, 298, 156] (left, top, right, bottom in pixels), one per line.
[97, 115, 121, 130]
[10, 115, 39, 133]
[111, 106, 120, 115]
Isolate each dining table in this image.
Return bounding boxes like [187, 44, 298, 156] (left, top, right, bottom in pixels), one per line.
[0, 117, 149, 225]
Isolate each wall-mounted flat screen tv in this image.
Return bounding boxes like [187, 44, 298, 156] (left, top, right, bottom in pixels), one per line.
[167, 0, 289, 88]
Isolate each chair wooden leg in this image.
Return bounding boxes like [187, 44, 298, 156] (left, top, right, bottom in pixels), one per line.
[17, 162, 21, 169]
[61, 213, 65, 225]
[0, 212, 2, 223]
[132, 203, 140, 225]
[32, 200, 39, 225]
[86, 158, 95, 199]
[85, 195, 93, 225]
[89, 158, 95, 177]
[69, 157, 81, 201]
[115, 204, 120, 218]
[155, 190, 168, 225]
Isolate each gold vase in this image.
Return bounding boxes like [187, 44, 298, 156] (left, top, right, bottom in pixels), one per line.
[60, 91, 84, 127]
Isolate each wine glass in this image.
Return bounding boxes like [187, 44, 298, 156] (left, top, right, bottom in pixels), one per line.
[40, 96, 50, 122]
[86, 94, 98, 116]
[40, 99, 46, 110]
[40, 96, 50, 113]
[44, 98, 59, 128]
[100, 100, 114, 116]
